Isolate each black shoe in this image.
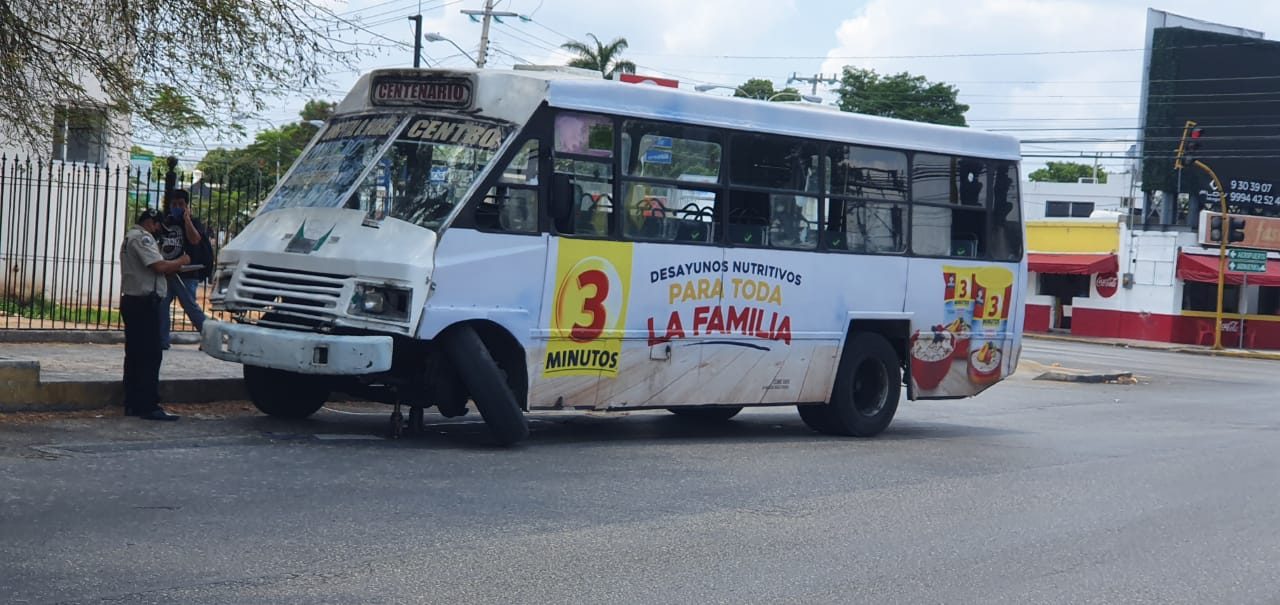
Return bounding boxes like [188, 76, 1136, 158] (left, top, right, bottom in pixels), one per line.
[137, 409, 180, 421]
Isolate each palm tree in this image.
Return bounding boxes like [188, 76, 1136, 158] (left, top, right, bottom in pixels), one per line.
[560, 34, 637, 80]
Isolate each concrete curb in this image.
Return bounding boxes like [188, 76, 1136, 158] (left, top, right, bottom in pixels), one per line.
[1035, 371, 1135, 384]
[1025, 332, 1280, 361]
[0, 357, 243, 412]
[1016, 359, 1137, 385]
[0, 330, 200, 345]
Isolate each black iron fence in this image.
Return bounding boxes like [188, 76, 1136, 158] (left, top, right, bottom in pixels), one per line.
[0, 155, 267, 331]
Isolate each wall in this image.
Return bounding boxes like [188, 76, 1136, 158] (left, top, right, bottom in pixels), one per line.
[1022, 173, 1135, 220]
[1026, 220, 1120, 254]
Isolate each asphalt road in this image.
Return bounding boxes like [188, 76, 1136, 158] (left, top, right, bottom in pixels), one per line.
[2, 339, 1279, 604]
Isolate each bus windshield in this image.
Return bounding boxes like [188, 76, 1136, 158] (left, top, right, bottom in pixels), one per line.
[262, 113, 514, 229]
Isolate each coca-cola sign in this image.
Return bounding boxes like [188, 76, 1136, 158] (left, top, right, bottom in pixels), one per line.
[1095, 272, 1119, 298]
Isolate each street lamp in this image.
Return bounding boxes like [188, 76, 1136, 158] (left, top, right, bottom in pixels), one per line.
[424, 33, 478, 67]
[694, 84, 746, 95]
[693, 84, 823, 104]
[767, 91, 824, 103]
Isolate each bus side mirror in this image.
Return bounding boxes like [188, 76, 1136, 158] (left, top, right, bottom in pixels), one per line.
[551, 173, 574, 232]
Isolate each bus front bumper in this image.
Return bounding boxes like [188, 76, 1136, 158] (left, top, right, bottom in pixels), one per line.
[201, 320, 394, 375]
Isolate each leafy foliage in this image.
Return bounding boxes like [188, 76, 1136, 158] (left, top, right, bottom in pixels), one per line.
[1028, 161, 1108, 184]
[0, 294, 120, 325]
[0, 0, 364, 146]
[196, 100, 332, 191]
[561, 34, 637, 79]
[835, 68, 969, 126]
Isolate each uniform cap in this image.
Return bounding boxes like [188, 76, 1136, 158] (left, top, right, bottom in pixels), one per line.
[136, 208, 162, 224]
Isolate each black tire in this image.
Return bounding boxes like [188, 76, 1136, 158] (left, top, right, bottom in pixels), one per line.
[439, 324, 529, 446]
[243, 365, 329, 419]
[798, 332, 901, 437]
[667, 406, 743, 421]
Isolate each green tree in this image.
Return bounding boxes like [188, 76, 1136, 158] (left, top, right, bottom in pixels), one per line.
[561, 34, 637, 79]
[0, 0, 363, 145]
[197, 100, 331, 191]
[300, 100, 337, 123]
[129, 145, 170, 181]
[835, 67, 969, 126]
[1028, 161, 1108, 184]
[733, 78, 800, 101]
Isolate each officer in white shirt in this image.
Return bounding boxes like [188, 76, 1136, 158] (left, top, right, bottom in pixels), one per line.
[119, 208, 190, 420]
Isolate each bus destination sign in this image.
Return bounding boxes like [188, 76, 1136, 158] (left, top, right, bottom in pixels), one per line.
[370, 76, 472, 109]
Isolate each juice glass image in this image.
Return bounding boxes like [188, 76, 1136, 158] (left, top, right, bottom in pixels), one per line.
[968, 341, 1003, 385]
[910, 327, 955, 390]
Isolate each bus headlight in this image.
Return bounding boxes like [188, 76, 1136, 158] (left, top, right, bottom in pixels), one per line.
[349, 284, 411, 321]
[361, 290, 386, 314]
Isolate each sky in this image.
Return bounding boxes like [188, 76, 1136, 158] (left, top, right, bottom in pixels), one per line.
[146, 0, 1280, 177]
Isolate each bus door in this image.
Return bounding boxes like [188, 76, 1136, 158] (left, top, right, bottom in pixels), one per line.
[533, 114, 618, 409]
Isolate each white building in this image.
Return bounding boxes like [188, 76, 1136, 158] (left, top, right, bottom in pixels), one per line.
[1022, 177, 1280, 350]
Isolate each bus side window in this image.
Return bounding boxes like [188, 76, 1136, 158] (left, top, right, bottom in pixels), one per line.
[990, 161, 1023, 261]
[911, 153, 990, 258]
[476, 139, 539, 233]
[621, 182, 718, 244]
[822, 144, 907, 253]
[553, 112, 615, 237]
[729, 133, 820, 250]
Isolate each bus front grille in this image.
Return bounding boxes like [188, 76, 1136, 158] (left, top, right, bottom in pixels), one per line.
[229, 264, 349, 328]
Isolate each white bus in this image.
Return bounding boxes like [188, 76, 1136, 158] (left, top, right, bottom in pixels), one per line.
[202, 67, 1026, 445]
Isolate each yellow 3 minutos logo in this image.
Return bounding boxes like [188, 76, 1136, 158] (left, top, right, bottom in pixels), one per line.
[554, 256, 625, 342]
[544, 239, 633, 377]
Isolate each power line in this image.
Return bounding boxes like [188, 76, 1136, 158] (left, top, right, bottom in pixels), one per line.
[619, 39, 1280, 61]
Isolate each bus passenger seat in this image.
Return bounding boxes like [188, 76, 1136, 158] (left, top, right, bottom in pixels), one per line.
[639, 216, 665, 240]
[728, 224, 765, 246]
[676, 220, 709, 243]
[952, 234, 979, 257]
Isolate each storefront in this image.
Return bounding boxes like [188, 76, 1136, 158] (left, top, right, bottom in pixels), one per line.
[1023, 220, 1121, 333]
[1023, 216, 1280, 350]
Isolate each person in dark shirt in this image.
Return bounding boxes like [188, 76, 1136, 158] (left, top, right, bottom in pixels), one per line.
[157, 189, 212, 349]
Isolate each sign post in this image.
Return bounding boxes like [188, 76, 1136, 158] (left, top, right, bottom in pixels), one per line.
[1242, 274, 1248, 349]
[1191, 159, 1231, 350]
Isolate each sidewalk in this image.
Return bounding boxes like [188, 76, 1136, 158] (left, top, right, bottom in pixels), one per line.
[1025, 332, 1280, 361]
[0, 341, 244, 412]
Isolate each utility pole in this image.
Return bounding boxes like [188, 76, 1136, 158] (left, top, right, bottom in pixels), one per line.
[788, 72, 839, 95]
[408, 15, 423, 68]
[461, 0, 518, 69]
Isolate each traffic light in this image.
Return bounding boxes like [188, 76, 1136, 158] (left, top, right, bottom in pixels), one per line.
[1184, 127, 1204, 163]
[1229, 216, 1246, 243]
[1209, 215, 1247, 243]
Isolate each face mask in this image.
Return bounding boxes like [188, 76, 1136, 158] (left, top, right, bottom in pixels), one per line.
[170, 206, 184, 220]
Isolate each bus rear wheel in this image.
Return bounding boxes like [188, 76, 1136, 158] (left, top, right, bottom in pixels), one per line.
[440, 324, 530, 446]
[243, 365, 329, 419]
[798, 332, 901, 437]
[667, 406, 743, 421]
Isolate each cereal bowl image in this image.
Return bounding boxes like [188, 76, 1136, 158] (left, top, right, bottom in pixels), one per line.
[968, 341, 1003, 385]
[910, 327, 955, 391]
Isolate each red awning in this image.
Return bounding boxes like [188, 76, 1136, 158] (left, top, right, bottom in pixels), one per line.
[1177, 253, 1280, 287]
[1027, 253, 1118, 275]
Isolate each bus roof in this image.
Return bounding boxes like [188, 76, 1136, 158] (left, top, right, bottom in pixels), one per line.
[342, 68, 1022, 161]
